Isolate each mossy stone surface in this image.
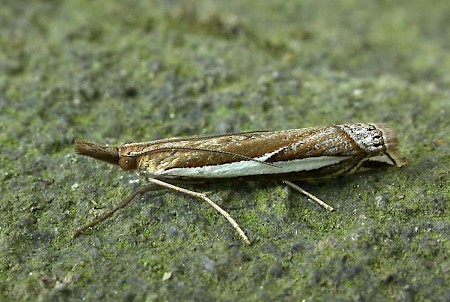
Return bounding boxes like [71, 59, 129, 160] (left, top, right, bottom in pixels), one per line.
[1, 1, 448, 301]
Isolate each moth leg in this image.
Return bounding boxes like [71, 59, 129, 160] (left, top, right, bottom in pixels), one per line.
[147, 178, 251, 245]
[282, 180, 335, 212]
[72, 184, 159, 239]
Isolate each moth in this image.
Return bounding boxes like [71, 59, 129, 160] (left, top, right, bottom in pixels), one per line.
[73, 123, 406, 245]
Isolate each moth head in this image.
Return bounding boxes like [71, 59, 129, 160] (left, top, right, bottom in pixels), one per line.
[75, 140, 139, 171]
[118, 156, 138, 170]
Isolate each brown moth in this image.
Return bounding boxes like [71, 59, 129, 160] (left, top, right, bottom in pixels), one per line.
[73, 123, 406, 245]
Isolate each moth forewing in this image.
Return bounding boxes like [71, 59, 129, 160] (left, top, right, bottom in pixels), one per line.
[119, 124, 405, 179]
[73, 123, 406, 245]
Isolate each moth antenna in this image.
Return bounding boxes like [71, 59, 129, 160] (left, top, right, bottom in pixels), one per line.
[124, 130, 273, 148]
[137, 146, 281, 168]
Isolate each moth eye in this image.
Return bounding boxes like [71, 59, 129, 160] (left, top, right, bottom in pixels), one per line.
[118, 156, 137, 170]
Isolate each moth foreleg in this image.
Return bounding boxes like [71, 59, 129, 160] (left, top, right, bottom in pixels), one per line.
[72, 184, 159, 239]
